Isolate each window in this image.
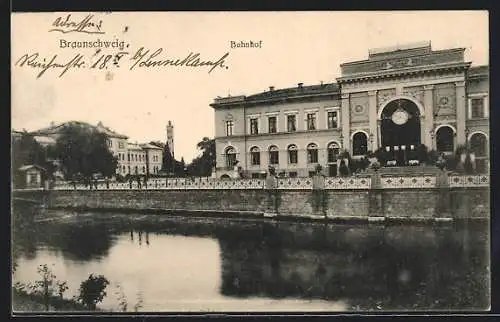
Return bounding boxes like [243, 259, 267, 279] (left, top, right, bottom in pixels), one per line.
[288, 144, 298, 164]
[306, 113, 316, 130]
[289, 171, 297, 178]
[251, 173, 260, 178]
[250, 147, 260, 165]
[134, 166, 138, 174]
[436, 126, 454, 153]
[268, 116, 277, 133]
[250, 118, 259, 135]
[328, 142, 340, 163]
[225, 147, 237, 168]
[108, 140, 113, 147]
[128, 166, 131, 173]
[352, 132, 368, 156]
[119, 141, 124, 149]
[327, 111, 338, 129]
[287, 115, 296, 132]
[471, 98, 484, 118]
[269, 146, 279, 165]
[127, 154, 130, 162]
[307, 143, 318, 163]
[470, 133, 487, 157]
[142, 166, 146, 173]
[122, 165, 126, 173]
[225, 120, 234, 136]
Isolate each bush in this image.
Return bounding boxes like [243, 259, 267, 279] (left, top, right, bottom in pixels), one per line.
[76, 274, 110, 310]
[25, 264, 68, 311]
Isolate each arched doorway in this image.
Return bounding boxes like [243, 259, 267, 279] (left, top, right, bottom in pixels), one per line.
[436, 126, 455, 154]
[380, 98, 422, 165]
[225, 146, 237, 168]
[469, 132, 488, 173]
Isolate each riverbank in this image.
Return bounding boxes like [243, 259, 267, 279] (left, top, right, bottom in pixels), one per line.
[12, 288, 93, 312]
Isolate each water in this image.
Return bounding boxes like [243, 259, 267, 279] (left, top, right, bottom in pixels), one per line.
[12, 207, 490, 312]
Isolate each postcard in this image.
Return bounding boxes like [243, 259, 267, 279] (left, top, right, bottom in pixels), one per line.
[11, 11, 490, 313]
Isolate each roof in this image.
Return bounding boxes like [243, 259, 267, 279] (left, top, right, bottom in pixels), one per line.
[127, 143, 144, 150]
[211, 82, 340, 107]
[32, 121, 128, 139]
[468, 65, 488, 77]
[139, 143, 163, 150]
[18, 164, 46, 172]
[33, 135, 57, 145]
[245, 83, 339, 102]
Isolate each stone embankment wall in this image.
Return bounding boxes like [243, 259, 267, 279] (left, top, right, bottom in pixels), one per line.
[13, 173, 489, 223]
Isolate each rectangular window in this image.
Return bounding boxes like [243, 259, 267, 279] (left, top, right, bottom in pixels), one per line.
[119, 141, 124, 149]
[471, 98, 484, 118]
[288, 150, 298, 164]
[269, 151, 279, 165]
[108, 140, 113, 147]
[289, 171, 297, 178]
[225, 121, 234, 136]
[268, 116, 277, 133]
[127, 154, 130, 162]
[327, 111, 338, 129]
[308, 171, 316, 177]
[307, 149, 318, 163]
[307, 113, 316, 130]
[287, 115, 296, 132]
[251, 151, 260, 165]
[251, 173, 260, 179]
[250, 118, 259, 135]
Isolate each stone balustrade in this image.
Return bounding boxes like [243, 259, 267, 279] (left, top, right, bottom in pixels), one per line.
[49, 174, 489, 191]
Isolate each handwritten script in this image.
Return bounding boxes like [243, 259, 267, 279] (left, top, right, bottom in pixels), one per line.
[49, 14, 104, 35]
[14, 48, 230, 79]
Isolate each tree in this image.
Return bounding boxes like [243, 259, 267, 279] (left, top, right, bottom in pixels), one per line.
[161, 144, 176, 174]
[77, 274, 110, 310]
[186, 137, 216, 177]
[11, 131, 53, 187]
[54, 124, 118, 181]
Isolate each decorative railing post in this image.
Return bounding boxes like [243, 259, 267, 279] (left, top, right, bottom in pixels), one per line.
[265, 167, 280, 215]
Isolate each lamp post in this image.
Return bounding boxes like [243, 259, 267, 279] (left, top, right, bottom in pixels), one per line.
[401, 145, 407, 166]
[369, 133, 374, 153]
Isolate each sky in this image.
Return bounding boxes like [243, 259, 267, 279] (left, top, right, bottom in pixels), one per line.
[11, 11, 488, 162]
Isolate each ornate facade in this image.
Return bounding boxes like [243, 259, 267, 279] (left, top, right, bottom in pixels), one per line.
[211, 42, 489, 178]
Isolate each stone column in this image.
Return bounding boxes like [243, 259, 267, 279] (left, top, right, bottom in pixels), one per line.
[368, 90, 378, 151]
[341, 93, 350, 150]
[455, 81, 466, 146]
[423, 85, 434, 148]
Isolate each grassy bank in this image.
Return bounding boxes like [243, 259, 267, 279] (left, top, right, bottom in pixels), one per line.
[12, 287, 97, 312]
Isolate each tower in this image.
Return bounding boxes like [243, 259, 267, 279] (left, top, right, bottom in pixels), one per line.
[166, 121, 174, 158]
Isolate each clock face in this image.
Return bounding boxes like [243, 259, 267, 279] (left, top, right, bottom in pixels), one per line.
[392, 110, 409, 125]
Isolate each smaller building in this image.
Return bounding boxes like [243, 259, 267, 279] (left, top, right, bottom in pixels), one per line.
[18, 165, 45, 189]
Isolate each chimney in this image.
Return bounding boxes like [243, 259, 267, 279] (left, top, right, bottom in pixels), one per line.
[269, 86, 275, 92]
[298, 82, 303, 89]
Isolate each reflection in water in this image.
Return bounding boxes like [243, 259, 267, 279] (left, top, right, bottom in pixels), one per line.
[12, 208, 489, 312]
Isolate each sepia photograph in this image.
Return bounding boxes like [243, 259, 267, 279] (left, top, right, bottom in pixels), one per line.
[11, 11, 490, 313]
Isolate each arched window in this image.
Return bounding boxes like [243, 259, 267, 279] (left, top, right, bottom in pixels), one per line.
[352, 132, 368, 156]
[307, 143, 318, 163]
[225, 146, 237, 168]
[269, 146, 279, 165]
[122, 165, 126, 173]
[250, 146, 261, 165]
[327, 142, 340, 163]
[288, 144, 298, 164]
[436, 126, 454, 153]
[470, 133, 487, 157]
